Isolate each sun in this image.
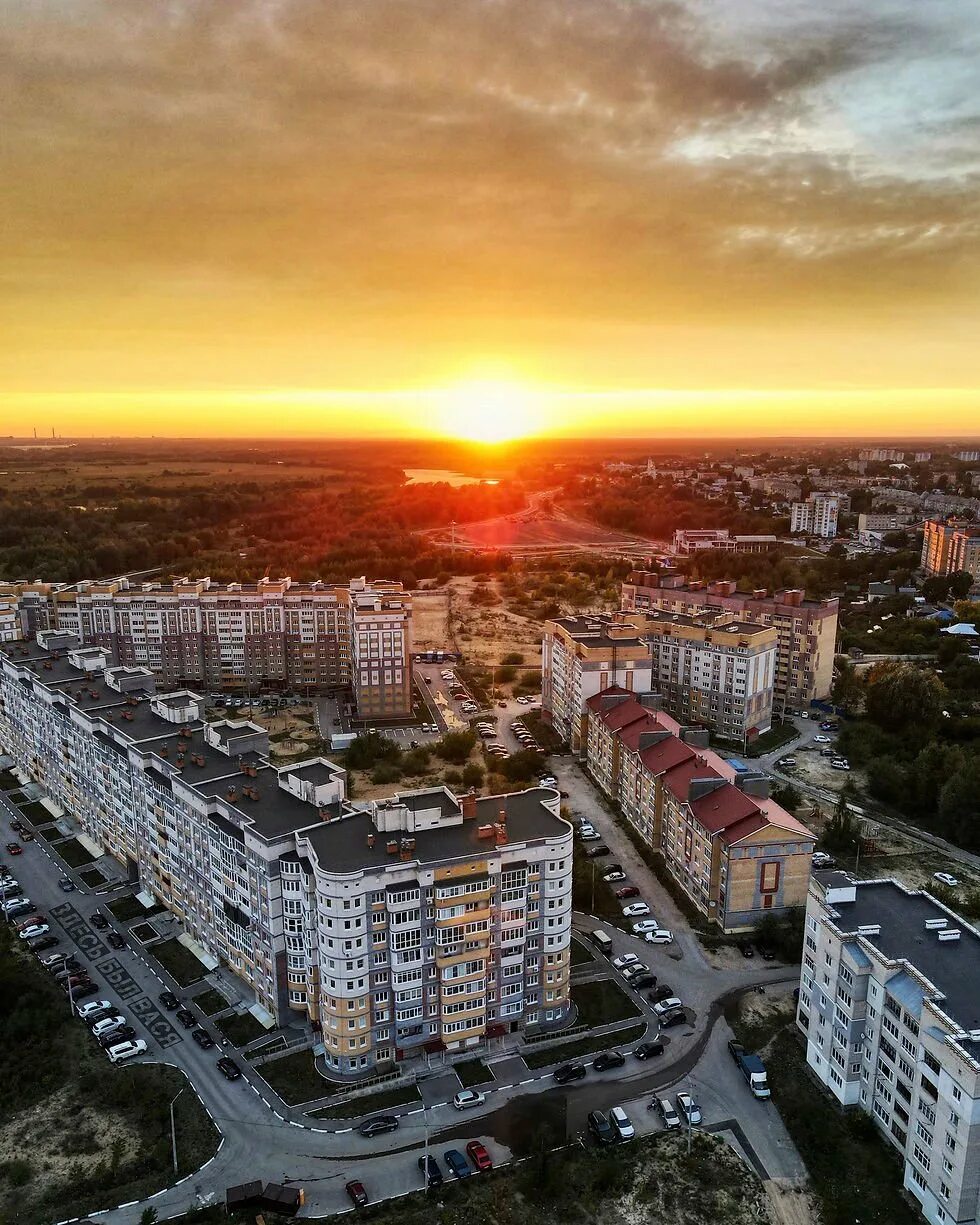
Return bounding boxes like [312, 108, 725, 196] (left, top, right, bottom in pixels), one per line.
[437, 379, 542, 443]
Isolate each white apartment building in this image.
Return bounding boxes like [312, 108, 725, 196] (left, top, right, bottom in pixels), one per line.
[799, 872, 980, 1225]
[0, 634, 572, 1073]
[790, 493, 841, 538]
[0, 600, 19, 644]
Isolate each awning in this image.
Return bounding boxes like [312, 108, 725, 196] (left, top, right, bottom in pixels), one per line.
[247, 1002, 275, 1029]
[135, 889, 156, 908]
[41, 797, 63, 818]
[76, 833, 104, 859]
[177, 932, 220, 971]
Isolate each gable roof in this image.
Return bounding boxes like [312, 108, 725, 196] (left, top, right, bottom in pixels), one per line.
[691, 783, 760, 833]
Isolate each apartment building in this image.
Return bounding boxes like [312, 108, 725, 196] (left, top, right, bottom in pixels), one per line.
[541, 614, 654, 751]
[0, 635, 572, 1071]
[953, 450, 980, 463]
[922, 519, 980, 580]
[799, 872, 980, 1225]
[858, 512, 916, 533]
[583, 689, 815, 931]
[860, 448, 906, 462]
[672, 529, 778, 555]
[0, 574, 412, 719]
[622, 574, 839, 713]
[790, 493, 841, 538]
[0, 600, 19, 644]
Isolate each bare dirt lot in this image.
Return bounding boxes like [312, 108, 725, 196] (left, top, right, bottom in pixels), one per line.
[413, 578, 544, 667]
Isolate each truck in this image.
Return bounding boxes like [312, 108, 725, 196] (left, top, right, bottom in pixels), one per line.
[728, 1039, 770, 1099]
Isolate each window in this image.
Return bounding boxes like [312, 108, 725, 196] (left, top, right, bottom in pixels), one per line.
[951, 1085, 962, 1103]
[912, 1144, 931, 1173]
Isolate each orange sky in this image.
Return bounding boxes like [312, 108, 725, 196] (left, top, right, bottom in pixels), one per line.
[2, 1, 978, 440]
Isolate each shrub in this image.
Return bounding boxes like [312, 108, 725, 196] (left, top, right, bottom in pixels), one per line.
[434, 730, 477, 764]
[0, 1158, 33, 1187]
[371, 762, 403, 785]
[501, 652, 524, 666]
[461, 762, 485, 788]
[496, 665, 517, 684]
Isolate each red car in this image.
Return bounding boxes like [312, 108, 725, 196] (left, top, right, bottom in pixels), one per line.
[15, 914, 45, 931]
[345, 1180, 368, 1208]
[466, 1140, 493, 1171]
[6, 843, 23, 856]
[615, 885, 640, 900]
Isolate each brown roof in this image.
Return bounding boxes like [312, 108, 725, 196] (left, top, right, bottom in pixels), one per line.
[661, 756, 722, 804]
[584, 685, 632, 712]
[691, 783, 759, 833]
[637, 736, 695, 775]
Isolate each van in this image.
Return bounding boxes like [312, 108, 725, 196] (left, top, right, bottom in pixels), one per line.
[589, 930, 613, 955]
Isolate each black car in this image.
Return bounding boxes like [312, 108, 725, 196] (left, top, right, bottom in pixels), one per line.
[634, 1040, 665, 1060]
[29, 934, 59, 953]
[593, 1050, 626, 1072]
[630, 973, 657, 990]
[58, 877, 76, 892]
[660, 1008, 688, 1029]
[650, 985, 674, 1003]
[359, 1115, 399, 1138]
[584, 845, 610, 858]
[175, 1008, 196, 1028]
[159, 990, 179, 1010]
[73, 982, 98, 999]
[587, 1110, 616, 1144]
[553, 1062, 587, 1084]
[758, 947, 774, 961]
[217, 1057, 242, 1081]
[107, 932, 126, 950]
[99, 1025, 137, 1048]
[740, 944, 755, 959]
[192, 1028, 215, 1049]
[418, 1154, 443, 1188]
[90, 913, 110, 930]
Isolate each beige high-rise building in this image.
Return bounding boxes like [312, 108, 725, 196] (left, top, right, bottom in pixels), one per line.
[921, 519, 980, 580]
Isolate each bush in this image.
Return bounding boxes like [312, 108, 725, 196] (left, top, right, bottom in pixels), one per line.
[496, 665, 517, 684]
[443, 768, 463, 785]
[371, 762, 403, 785]
[501, 750, 542, 784]
[501, 652, 524, 666]
[0, 1158, 33, 1187]
[461, 762, 485, 788]
[434, 730, 477, 764]
[346, 732, 402, 771]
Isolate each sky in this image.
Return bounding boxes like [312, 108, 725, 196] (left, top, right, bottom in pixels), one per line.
[2, 0, 979, 440]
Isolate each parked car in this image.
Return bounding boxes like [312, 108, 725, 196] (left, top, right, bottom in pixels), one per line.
[632, 918, 661, 934]
[72, 982, 99, 999]
[77, 1000, 114, 1021]
[452, 1089, 486, 1110]
[653, 997, 683, 1016]
[621, 963, 650, 982]
[175, 1008, 197, 1028]
[538, 775, 557, 787]
[15, 915, 46, 932]
[740, 944, 755, 958]
[628, 972, 657, 990]
[811, 851, 835, 868]
[359, 1115, 398, 1138]
[443, 1149, 470, 1179]
[933, 872, 960, 888]
[633, 1040, 665, 1060]
[89, 912, 110, 930]
[611, 953, 639, 972]
[92, 1015, 128, 1039]
[622, 902, 651, 917]
[643, 929, 674, 945]
[588, 1110, 616, 1144]
[603, 867, 626, 882]
[660, 1009, 688, 1029]
[814, 735, 831, 744]
[159, 990, 179, 1010]
[5, 843, 23, 856]
[107, 1039, 148, 1063]
[584, 844, 610, 858]
[192, 1028, 215, 1049]
[217, 1057, 242, 1081]
[345, 1180, 369, 1207]
[418, 1154, 443, 1188]
[58, 877, 76, 892]
[107, 932, 126, 949]
[553, 1062, 587, 1084]
[615, 885, 640, 900]
[831, 759, 851, 771]
[8, 819, 24, 833]
[676, 1092, 702, 1126]
[18, 829, 35, 842]
[820, 747, 837, 757]
[466, 1140, 493, 1171]
[609, 1106, 635, 1141]
[98, 1025, 136, 1048]
[593, 1050, 626, 1072]
[578, 827, 600, 841]
[655, 1098, 681, 1129]
[41, 952, 74, 969]
[28, 934, 59, 952]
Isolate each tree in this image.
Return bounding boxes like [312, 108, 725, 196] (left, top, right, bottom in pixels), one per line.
[948, 570, 975, 600]
[864, 661, 945, 732]
[139, 1210, 159, 1225]
[433, 730, 476, 764]
[823, 792, 861, 855]
[772, 782, 802, 811]
[461, 762, 485, 789]
[830, 660, 863, 716]
[938, 759, 980, 851]
[921, 575, 951, 603]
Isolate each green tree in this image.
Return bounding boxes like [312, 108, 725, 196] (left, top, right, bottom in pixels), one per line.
[864, 661, 945, 732]
[822, 793, 861, 855]
[921, 575, 951, 603]
[501, 652, 524, 666]
[772, 782, 802, 811]
[948, 570, 975, 600]
[139, 1209, 159, 1225]
[909, 742, 965, 816]
[830, 659, 863, 715]
[461, 762, 485, 789]
[434, 730, 476, 764]
[938, 759, 980, 851]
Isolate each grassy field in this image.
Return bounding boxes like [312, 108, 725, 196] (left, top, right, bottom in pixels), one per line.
[0, 772, 21, 791]
[192, 988, 230, 1016]
[522, 1022, 647, 1069]
[571, 978, 642, 1027]
[569, 936, 596, 967]
[454, 1058, 494, 1087]
[257, 1050, 327, 1106]
[0, 925, 219, 1224]
[54, 838, 96, 868]
[150, 937, 206, 986]
[108, 894, 164, 922]
[215, 1010, 267, 1046]
[12, 800, 55, 823]
[310, 1083, 421, 1119]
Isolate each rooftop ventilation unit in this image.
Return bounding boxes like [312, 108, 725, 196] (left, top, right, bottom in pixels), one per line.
[857, 924, 881, 937]
[937, 929, 961, 942]
[925, 918, 947, 930]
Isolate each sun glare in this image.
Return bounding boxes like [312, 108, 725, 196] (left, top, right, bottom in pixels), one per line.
[438, 379, 542, 443]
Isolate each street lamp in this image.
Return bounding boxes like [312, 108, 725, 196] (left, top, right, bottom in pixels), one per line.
[170, 1087, 185, 1174]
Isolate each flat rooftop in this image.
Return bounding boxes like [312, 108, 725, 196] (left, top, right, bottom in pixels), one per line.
[823, 877, 980, 1034]
[302, 788, 570, 875]
[551, 616, 646, 649]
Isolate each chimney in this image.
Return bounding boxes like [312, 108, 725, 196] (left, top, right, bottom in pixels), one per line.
[367, 832, 376, 848]
[752, 589, 767, 600]
[386, 839, 399, 856]
[679, 727, 710, 749]
[639, 693, 663, 712]
[462, 789, 477, 820]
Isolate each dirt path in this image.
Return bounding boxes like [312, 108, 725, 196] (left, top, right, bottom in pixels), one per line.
[765, 1179, 819, 1225]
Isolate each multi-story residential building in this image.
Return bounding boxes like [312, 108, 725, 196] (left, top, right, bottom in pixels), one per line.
[799, 871, 980, 1225]
[672, 529, 777, 555]
[541, 614, 655, 751]
[582, 689, 814, 930]
[953, 450, 980, 463]
[921, 519, 980, 580]
[622, 574, 839, 713]
[0, 634, 572, 1071]
[912, 452, 933, 463]
[0, 574, 412, 718]
[0, 600, 19, 644]
[859, 448, 906, 462]
[790, 493, 840, 538]
[858, 512, 916, 533]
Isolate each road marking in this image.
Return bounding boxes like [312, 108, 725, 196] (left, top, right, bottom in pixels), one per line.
[518, 1077, 535, 1085]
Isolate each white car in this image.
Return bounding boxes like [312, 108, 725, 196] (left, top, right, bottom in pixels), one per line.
[813, 734, 831, 743]
[517, 696, 531, 704]
[452, 1089, 487, 1110]
[579, 828, 601, 841]
[609, 1106, 635, 1140]
[18, 924, 49, 940]
[77, 1000, 113, 1019]
[107, 1039, 148, 1063]
[676, 1092, 702, 1126]
[621, 963, 650, 981]
[92, 1015, 127, 1038]
[611, 953, 640, 972]
[653, 997, 683, 1016]
[643, 929, 674, 945]
[622, 902, 651, 918]
[656, 1098, 681, 1129]
[604, 869, 627, 883]
[631, 919, 660, 934]
[831, 760, 851, 771]
[1, 896, 31, 915]
[933, 872, 960, 888]
[538, 776, 558, 787]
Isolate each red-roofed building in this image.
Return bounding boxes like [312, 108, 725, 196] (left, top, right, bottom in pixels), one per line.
[582, 686, 815, 931]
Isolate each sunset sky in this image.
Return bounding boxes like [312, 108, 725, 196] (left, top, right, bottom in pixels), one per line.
[2, 0, 979, 439]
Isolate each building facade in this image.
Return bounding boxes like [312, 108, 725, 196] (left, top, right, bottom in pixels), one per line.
[922, 520, 980, 580]
[858, 513, 917, 533]
[799, 872, 980, 1225]
[0, 575, 413, 719]
[582, 689, 815, 931]
[622, 574, 839, 713]
[672, 529, 777, 555]
[0, 634, 572, 1072]
[790, 493, 841, 538]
